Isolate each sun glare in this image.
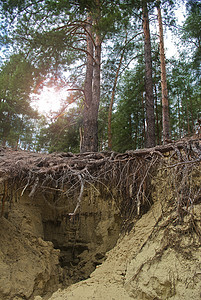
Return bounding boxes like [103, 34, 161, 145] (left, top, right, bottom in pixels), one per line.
[31, 85, 69, 118]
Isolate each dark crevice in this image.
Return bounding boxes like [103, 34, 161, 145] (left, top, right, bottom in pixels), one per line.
[41, 208, 121, 287]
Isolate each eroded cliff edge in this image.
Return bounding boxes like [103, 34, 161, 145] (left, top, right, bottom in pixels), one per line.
[0, 138, 200, 300]
[43, 152, 201, 300]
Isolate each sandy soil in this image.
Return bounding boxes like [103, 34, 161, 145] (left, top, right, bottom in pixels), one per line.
[1, 197, 200, 300]
[38, 201, 201, 300]
[0, 204, 62, 300]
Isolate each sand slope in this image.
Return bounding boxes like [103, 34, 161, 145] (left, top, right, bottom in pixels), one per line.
[46, 200, 201, 300]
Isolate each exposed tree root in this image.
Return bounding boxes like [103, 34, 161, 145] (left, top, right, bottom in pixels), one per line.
[0, 137, 200, 226]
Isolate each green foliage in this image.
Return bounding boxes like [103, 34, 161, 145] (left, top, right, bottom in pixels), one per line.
[112, 66, 146, 152]
[36, 108, 81, 153]
[182, 0, 201, 76]
[0, 0, 200, 153]
[0, 0, 126, 74]
[0, 53, 38, 147]
[167, 57, 201, 138]
[1, 0, 80, 76]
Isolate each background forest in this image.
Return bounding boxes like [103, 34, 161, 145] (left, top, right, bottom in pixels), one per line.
[0, 0, 200, 153]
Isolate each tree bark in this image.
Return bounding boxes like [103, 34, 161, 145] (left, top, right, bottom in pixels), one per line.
[189, 95, 194, 132]
[108, 36, 127, 150]
[80, 2, 101, 153]
[177, 95, 181, 138]
[92, 29, 101, 152]
[141, 91, 146, 146]
[154, 84, 161, 145]
[157, 2, 171, 143]
[80, 13, 96, 152]
[142, 0, 155, 148]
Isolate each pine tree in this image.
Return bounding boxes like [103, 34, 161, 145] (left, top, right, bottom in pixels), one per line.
[182, 0, 201, 77]
[1, 0, 124, 152]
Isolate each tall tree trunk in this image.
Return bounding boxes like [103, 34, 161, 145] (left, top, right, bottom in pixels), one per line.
[91, 0, 101, 152]
[157, 2, 171, 143]
[134, 113, 139, 149]
[154, 84, 161, 145]
[80, 13, 94, 152]
[177, 95, 181, 138]
[141, 91, 146, 147]
[142, 0, 155, 148]
[108, 35, 127, 150]
[80, 2, 101, 153]
[186, 96, 190, 133]
[92, 29, 101, 152]
[189, 95, 194, 132]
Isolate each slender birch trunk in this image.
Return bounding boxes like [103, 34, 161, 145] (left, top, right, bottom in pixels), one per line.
[142, 0, 155, 148]
[157, 1, 171, 143]
[154, 84, 161, 145]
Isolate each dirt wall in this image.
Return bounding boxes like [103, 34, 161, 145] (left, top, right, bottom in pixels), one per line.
[0, 143, 200, 300]
[0, 184, 121, 300]
[43, 165, 201, 300]
[0, 202, 62, 300]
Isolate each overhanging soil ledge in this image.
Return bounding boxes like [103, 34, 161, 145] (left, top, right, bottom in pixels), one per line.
[0, 137, 200, 300]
